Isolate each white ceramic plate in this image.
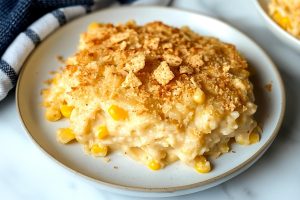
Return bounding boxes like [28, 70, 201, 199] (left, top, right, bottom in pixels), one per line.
[16, 6, 285, 197]
[254, 0, 300, 52]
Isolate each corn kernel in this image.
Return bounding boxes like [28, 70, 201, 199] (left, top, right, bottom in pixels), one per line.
[148, 160, 161, 171]
[220, 143, 229, 153]
[193, 88, 206, 104]
[249, 132, 260, 144]
[88, 22, 99, 30]
[60, 104, 74, 118]
[45, 108, 61, 121]
[57, 128, 75, 144]
[108, 105, 128, 121]
[273, 11, 291, 30]
[52, 77, 58, 85]
[195, 156, 211, 173]
[97, 125, 109, 139]
[91, 144, 108, 157]
[235, 134, 249, 145]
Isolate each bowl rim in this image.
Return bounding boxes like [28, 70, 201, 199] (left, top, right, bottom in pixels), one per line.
[15, 5, 286, 193]
[253, 0, 300, 47]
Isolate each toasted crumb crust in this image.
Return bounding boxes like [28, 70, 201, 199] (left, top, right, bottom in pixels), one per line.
[52, 21, 254, 120]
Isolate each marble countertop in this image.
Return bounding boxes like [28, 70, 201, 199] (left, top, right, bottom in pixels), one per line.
[1, 0, 300, 199]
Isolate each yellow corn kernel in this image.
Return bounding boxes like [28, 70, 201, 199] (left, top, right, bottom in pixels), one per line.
[97, 125, 109, 139]
[249, 132, 260, 144]
[88, 22, 99, 30]
[235, 134, 249, 145]
[148, 160, 161, 171]
[51, 77, 58, 85]
[57, 128, 75, 144]
[220, 143, 229, 153]
[45, 108, 62, 121]
[60, 104, 74, 118]
[91, 144, 108, 157]
[195, 156, 211, 173]
[108, 105, 128, 121]
[273, 11, 291, 30]
[193, 88, 206, 104]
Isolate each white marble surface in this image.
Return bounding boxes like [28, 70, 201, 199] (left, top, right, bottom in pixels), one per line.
[1, 0, 300, 199]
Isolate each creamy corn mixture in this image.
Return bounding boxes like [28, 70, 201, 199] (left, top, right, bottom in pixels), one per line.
[42, 21, 260, 173]
[269, 0, 300, 39]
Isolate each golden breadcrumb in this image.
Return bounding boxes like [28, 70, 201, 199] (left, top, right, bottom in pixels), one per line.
[55, 21, 253, 115]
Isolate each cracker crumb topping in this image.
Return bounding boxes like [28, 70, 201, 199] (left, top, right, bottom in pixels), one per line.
[52, 21, 253, 115]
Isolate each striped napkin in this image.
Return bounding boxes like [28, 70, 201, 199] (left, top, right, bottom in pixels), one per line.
[0, 0, 171, 101]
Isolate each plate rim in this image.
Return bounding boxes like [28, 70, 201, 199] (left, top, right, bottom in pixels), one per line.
[16, 5, 286, 194]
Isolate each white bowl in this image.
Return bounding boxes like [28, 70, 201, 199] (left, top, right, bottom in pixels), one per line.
[16, 6, 285, 197]
[254, 0, 300, 52]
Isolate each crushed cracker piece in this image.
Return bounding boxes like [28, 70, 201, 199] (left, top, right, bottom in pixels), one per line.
[103, 157, 111, 163]
[179, 65, 194, 74]
[162, 42, 173, 49]
[153, 61, 175, 85]
[163, 53, 182, 67]
[110, 32, 130, 43]
[56, 55, 65, 63]
[144, 37, 160, 50]
[124, 53, 145, 73]
[120, 41, 127, 50]
[265, 83, 272, 92]
[122, 71, 142, 88]
[188, 54, 204, 68]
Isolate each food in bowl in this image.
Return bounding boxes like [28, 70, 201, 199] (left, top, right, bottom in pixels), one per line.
[42, 21, 260, 173]
[269, 0, 300, 39]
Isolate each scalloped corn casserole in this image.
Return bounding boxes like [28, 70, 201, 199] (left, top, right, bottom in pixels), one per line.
[42, 21, 260, 173]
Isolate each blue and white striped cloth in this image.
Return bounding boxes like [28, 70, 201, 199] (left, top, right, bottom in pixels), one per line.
[0, 0, 171, 101]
